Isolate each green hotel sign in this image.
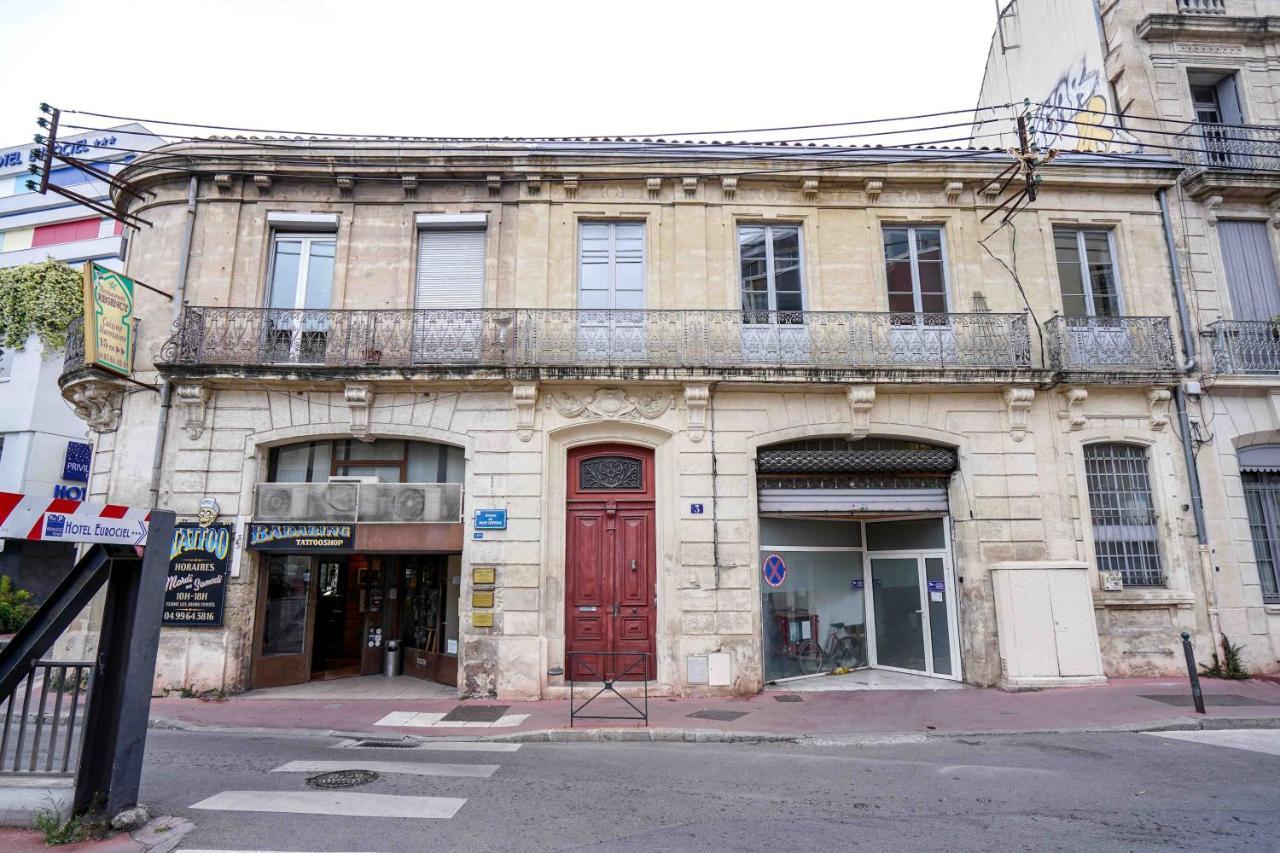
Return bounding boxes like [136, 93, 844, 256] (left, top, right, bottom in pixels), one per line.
[82, 262, 135, 376]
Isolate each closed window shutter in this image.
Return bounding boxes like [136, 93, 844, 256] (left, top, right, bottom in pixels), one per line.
[1220, 220, 1280, 322]
[415, 229, 486, 309]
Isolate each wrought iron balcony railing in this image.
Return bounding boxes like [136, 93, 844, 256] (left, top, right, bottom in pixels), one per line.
[1044, 315, 1178, 373]
[1177, 122, 1280, 170]
[1176, 0, 1225, 13]
[1207, 319, 1280, 374]
[161, 307, 1033, 372]
[254, 481, 463, 524]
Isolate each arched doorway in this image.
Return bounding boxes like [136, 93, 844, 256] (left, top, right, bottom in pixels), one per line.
[565, 443, 657, 681]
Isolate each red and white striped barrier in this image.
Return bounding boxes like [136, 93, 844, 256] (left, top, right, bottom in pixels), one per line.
[0, 492, 150, 546]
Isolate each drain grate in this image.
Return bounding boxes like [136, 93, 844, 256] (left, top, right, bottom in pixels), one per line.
[773, 694, 804, 703]
[352, 739, 419, 749]
[441, 704, 511, 723]
[1139, 694, 1276, 707]
[687, 709, 748, 722]
[306, 769, 379, 789]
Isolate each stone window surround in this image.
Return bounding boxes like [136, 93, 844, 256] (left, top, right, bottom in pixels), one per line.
[1042, 216, 1138, 317]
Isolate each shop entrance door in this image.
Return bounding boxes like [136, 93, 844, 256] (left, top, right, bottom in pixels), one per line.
[565, 444, 656, 681]
[866, 553, 957, 679]
[251, 554, 315, 689]
[311, 557, 363, 679]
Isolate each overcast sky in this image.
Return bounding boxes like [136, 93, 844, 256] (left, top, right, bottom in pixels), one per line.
[0, 0, 997, 145]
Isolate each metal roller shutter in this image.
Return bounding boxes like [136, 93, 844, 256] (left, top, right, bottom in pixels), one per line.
[416, 229, 486, 309]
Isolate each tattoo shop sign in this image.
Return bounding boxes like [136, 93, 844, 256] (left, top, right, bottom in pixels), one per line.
[246, 522, 354, 552]
[162, 523, 232, 628]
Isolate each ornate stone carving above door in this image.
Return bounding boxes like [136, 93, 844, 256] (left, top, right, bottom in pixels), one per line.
[549, 388, 673, 421]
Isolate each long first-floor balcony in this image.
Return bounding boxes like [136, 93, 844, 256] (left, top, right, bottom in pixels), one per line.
[160, 306, 1035, 375]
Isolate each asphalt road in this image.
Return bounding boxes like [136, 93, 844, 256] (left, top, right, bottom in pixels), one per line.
[139, 727, 1280, 852]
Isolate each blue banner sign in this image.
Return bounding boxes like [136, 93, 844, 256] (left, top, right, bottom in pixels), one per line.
[474, 509, 508, 530]
[63, 441, 92, 482]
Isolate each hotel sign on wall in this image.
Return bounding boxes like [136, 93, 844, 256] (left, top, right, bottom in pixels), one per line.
[82, 262, 135, 376]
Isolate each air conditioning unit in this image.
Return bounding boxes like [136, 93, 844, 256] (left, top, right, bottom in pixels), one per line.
[256, 484, 308, 521]
[314, 481, 360, 521]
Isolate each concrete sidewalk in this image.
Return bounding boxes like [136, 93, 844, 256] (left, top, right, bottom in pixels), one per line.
[147, 675, 1280, 741]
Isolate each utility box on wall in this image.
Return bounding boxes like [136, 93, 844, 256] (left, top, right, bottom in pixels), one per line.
[991, 561, 1107, 690]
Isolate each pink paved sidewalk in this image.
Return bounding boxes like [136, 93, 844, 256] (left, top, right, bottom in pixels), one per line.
[147, 677, 1280, 739]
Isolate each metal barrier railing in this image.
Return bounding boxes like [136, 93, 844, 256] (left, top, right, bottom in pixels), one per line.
[0, 660, 95, 777]
[567, 651, 651, 728]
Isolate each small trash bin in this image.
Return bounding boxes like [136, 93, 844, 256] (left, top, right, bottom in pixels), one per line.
[384, 639, 401, 677]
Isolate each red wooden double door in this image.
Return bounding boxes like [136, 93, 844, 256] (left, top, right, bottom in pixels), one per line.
[565, 444, 656, 681]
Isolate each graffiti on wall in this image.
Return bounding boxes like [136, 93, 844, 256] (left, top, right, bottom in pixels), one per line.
[1035, 59, 1140, 153]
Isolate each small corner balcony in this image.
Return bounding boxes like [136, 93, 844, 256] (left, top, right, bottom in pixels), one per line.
[157, 306, 1035, 382]
[1207, 319, 1280, 374]
[1044, 315, 1179, 379]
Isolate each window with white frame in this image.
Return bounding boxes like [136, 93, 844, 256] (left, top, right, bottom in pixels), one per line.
[739, 224, 803, 324]
[882, 225, 949, 319]
[1083, 443, 1165, 586]
[264, 232, 337, 363]
[1054, 228, 1122, 318]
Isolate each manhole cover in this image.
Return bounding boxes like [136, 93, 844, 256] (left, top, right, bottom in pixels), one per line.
[773, 694, 803, 703]
[352, 739, 419, 749]
[1139, 694, 1276, 707]
[687, 709, 747, 722]
[306, 769, 379, 789]
[441, 704, 510, 723]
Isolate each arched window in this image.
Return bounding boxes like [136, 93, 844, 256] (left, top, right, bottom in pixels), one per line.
[1082, 443, 1164, 586]
[267, 438, 463, 484]
[1238, 444, 1280, 602]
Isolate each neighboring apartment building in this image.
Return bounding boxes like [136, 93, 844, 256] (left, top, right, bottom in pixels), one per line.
[0, 124, 158, 600]
[975, 0, 1280, 674]
[57, 135, 1206, 700]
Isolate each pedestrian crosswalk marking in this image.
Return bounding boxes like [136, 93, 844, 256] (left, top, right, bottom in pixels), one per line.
[331, 738, 521, 752]
[190, 790, 466, 819]
[373, 711, 530, 729]
[1146, 729, 1280, 757]
[272, 759, 499, 778]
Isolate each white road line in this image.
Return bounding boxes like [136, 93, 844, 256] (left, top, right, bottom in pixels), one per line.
[1147, 729, 1280, 757]
[371, 712, 530, 729]
[272, 759, 498, 778]
[332, 738, 521, 752]
[190, 790, 466, 819]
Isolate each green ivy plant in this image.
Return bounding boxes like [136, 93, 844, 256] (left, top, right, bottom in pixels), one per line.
[0, 259, 84, 353]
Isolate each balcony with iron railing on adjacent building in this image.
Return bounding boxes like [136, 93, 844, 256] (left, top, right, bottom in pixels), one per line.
[1207, 319, 1280, 374]
[1175, 121, 1280, 199]
[1044, 315, 1179, 378]
[157, 306, 1037, 379]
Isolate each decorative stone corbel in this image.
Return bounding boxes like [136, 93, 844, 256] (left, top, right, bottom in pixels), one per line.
[336, 176, 354, 196]
[252, 174, 273, 195]
[682, 177, 698, 198]
[847, 385, 876, 439]
[525, 174, 543, 197]
[981, 179, 1001, 203]
[945, 181, 964, 204]
[487, 174, 503, 197]
[1064, 387, 1089, 431]
[68, 380, 124, 434]
[721, 177, 737, 200]
[864, 179, 883, 203]
[213, 174, 233, 193]
[1003, 387, 1035, 442]
[562, 175, 579, 199]
[1205, 195, 1223, 226]
[802, 178, 819, 199]
[512, 381, 538, 442]
[684, 383, 710, 443]
[401, 175, 418, 196]
[1147, 387, 1172, 431]
[646, 177, 662, 199]
[345, 383, 374, 441]
[176, 383, 212, 441]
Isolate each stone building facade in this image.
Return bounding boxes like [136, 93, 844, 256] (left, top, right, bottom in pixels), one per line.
[58, 136, 1214, 698]
[977, 0, 1280, 676]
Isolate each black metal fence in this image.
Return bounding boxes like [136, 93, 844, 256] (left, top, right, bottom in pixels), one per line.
[0, 660, 94, 777]
[567, 651, 651, 727]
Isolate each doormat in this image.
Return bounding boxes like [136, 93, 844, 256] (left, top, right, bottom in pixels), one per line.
[773, 694, 804, 703]
[686, 709, 748, 722]
[441, 704, 512, 723]
[1139, 694, 1276, 707]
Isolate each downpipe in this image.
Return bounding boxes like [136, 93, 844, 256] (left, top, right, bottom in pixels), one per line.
[147, 176, 198, 507]
[1158, 188, 1222, 653]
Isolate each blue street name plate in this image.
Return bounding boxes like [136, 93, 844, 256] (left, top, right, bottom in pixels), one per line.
[474, 509, 508, 530]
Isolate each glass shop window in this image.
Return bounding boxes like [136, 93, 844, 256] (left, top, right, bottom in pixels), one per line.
[267, 439, 463, 484]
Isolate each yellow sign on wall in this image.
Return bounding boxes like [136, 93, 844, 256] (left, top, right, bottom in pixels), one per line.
[472, 567, 496, 585]
[472, 612, 494, 628]
[82, 263, 135, 376]
[472, 590, 495, 609]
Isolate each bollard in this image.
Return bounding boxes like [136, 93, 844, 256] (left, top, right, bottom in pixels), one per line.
[1181, 631, 1206, 715]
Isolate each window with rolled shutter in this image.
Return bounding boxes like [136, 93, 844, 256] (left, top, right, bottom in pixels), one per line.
[415, 229, 486, 309]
